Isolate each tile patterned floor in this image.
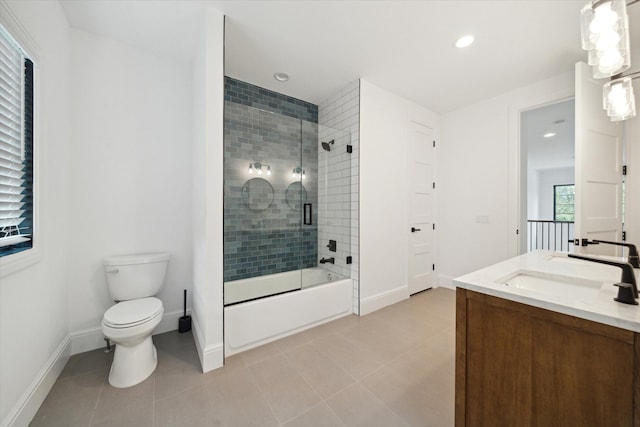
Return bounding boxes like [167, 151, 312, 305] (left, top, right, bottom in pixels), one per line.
[30, 287, 455, 427]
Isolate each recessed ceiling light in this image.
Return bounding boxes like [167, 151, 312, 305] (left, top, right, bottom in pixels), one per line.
[455, 35, 474, 48]
[543, 132, 556, 138]
[274, 72, 289, 82]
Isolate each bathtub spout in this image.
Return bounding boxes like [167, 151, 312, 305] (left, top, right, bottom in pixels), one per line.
[320, 257, 335, 264]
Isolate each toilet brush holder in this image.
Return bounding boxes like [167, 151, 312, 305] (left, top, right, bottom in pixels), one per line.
[179, 289, 192, 333]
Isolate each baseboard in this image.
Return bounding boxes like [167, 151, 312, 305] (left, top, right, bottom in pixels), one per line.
[359, 285, 409, 315]
[191, 314, 223, 373]
[70, 309, 186, 355]
[1, 336, 71, 427]
[437, 274, 455, 290]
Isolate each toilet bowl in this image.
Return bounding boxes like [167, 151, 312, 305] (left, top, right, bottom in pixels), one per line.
[102, 253, 170, 388]
[102, 297, 164, 388]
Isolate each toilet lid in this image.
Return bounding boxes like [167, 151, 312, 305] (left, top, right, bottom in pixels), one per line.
[103, 297, 163, 328]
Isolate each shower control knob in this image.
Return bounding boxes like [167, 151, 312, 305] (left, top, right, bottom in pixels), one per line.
[411, 227, 421, 233]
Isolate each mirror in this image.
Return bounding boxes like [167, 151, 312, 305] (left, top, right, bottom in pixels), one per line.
[285, 182, 307, 210]
[241, 178, 274, 211]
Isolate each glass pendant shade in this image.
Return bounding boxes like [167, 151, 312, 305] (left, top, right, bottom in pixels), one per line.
[603, 77, 636, 121]
[580, 0, 630, 78]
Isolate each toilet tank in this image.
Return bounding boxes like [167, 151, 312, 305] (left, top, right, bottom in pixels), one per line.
[104, 252, 170, 301]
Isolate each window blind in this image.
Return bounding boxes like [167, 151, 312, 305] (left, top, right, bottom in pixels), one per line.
[0, 26, 32, 252]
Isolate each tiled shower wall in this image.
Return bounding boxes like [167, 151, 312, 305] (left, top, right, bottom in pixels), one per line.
[224, 78, 318, 282]
[318, 80, 360, 314]
[316, 126, 351, 279]
[224, 77, 318, 123]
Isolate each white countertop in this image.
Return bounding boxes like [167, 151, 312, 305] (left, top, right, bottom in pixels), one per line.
[454, 250, 640, 332]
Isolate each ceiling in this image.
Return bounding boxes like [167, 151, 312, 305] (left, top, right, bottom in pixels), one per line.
[523, 99, 576, 172]
[60, 0, 639, 114]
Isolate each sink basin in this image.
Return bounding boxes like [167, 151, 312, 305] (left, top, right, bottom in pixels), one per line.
[545, 253, 588, 265]
[499, 270, 604, 299]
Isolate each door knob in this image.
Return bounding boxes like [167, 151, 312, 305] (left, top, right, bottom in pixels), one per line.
[411, 227, 421, 233]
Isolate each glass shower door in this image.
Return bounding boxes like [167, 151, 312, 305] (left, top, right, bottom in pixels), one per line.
[223, 104, 304, 304]
[315, 124, 351, 281]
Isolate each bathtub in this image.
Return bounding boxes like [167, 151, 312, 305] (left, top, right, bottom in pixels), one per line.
[224, 267, 347, 305]
[224, 268, 353, 356]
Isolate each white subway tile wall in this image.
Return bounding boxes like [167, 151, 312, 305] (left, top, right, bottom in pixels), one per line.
[318, 80, 360, 314]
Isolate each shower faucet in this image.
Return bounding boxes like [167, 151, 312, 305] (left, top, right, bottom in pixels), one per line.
[319, 257, 335, 264]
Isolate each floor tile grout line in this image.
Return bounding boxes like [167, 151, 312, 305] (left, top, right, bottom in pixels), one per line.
[276, 351, 326, 424]
[151, 372, 156, 427]
[280, 400, 348, 427]
[291, 340, 360, 401]
[244, 356, 287, 426]
[87, 374, 106, 427]
[324, 400, 349, 427]
[356, 378, 412, 427]
[316, 376, 358, 405]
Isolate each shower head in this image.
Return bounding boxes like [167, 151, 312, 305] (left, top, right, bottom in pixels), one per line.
[321, 140, 335, 152]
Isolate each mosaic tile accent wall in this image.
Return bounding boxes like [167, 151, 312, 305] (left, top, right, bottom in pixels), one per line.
[223, 81, 319, 283]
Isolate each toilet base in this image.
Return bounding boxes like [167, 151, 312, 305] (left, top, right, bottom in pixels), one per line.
[108, 335, 158, 388]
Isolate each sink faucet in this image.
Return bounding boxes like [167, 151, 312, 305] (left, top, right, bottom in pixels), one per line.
[592, 240, 640, 268]
[568, 253, 638, 305]
[319, 257, 335, 264]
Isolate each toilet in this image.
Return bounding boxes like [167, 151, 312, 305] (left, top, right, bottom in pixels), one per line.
[102, 252, 170, 388]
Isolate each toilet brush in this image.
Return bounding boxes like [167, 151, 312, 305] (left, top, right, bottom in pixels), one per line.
[179, 289, 192, 333]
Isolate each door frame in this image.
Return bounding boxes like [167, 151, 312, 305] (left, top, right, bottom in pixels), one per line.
[508, 88, 575, 257]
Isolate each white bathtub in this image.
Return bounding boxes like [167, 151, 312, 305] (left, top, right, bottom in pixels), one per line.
[224, 268, 353, 356]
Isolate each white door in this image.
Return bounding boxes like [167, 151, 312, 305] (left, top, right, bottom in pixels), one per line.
[574, 62, 624, 255]
[408, 121, 435, 294]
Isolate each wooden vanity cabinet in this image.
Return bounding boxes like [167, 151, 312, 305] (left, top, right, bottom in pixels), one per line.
[456, 288, 640, 427]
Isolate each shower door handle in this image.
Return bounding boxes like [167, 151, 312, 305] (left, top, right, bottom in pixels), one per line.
[304, 203, 313, 225]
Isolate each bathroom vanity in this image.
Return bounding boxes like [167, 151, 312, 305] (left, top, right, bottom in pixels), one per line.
[454, 251, 640, 427]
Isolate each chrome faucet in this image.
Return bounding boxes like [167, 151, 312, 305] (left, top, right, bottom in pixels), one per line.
[319, 257, 335, 264]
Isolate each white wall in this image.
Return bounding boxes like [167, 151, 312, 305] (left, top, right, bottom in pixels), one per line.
[191, 8, 224, 372]
[438, 73, 573, 284]
[67, 29, 194, 350]
[527, 165, 539, 219]
[0, 1, 71, 425]
[359, 79, 439, 314]
[535, 167, 574, 220]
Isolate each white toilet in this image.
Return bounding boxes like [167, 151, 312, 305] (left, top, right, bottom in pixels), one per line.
[102, 252, 170, 388]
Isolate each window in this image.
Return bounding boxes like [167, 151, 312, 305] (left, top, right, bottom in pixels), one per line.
[0, 25, 34, 258]
[554, 184, 575, 222]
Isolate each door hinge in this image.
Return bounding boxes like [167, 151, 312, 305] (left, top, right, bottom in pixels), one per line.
[516, 229, 519, 235]
[432, 264, 435, 271]
[433, 223, 435, 230]
[433, 140, 436, 148]
[623, 231, 626, 241]
[623, 165, 627, 175]
[346, 145, 353, 154]
[346, 256, 353, 264]
[432, 182, 435, 189]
